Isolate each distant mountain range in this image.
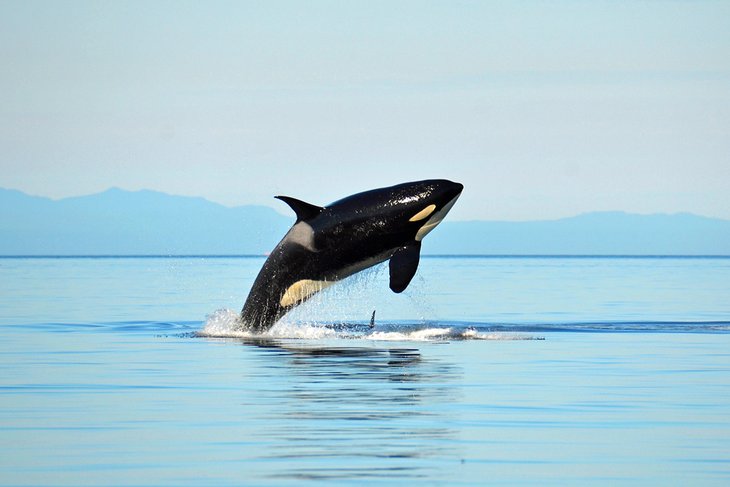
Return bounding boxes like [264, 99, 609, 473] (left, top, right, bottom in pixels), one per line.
[0, 187, 290, 255]
[2, 187, 729, 255]
[426, 212, 730, 255]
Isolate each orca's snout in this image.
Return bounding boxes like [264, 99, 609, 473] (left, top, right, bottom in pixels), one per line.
[440, 180, 463, 201]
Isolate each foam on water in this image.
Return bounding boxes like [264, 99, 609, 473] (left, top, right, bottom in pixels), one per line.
[198, 307, 730, 341]
[198, 308, 540, 341]
[199, 308, 343, 340]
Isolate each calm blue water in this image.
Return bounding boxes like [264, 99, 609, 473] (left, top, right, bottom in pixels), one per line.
[1, 256, 730, 485]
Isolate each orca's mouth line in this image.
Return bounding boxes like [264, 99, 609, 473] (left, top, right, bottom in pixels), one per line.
[415, 194, 461, 241]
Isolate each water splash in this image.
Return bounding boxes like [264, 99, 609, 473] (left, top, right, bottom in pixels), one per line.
[198, 308, 248, 338]
[198, 263, 730, 341]
[198, 308, 541, 341]
[199, 266, 537, 341]
[198, 308, 342, 339]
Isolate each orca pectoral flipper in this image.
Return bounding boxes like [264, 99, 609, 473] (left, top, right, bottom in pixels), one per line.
[388, 241, 421, 293]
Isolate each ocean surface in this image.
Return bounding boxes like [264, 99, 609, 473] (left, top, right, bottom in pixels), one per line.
[1, 255, 729, 486]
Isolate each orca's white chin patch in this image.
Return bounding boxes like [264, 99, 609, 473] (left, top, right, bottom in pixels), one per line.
[415, 194, 460, 241]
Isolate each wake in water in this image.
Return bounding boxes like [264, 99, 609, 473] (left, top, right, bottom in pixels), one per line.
[197, 310, 730, 341]
[198, 308, 543, 341]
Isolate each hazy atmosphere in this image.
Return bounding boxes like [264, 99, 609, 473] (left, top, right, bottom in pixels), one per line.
[2, 1, 729, 221]
[2, 4, 730, 485]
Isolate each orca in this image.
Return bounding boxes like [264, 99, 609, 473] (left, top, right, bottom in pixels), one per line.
[239, 179, 463, 332]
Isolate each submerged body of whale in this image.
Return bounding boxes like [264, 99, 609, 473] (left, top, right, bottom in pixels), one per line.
[239, 179, 463, 332]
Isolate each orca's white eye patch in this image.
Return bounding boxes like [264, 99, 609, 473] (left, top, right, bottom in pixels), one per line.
[409, 204, 436, 222]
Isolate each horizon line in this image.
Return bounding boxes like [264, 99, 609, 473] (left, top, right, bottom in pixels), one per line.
[2, 254, 729, 260]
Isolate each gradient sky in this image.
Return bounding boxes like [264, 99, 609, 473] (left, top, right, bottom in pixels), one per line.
[1, 1, 729, 220]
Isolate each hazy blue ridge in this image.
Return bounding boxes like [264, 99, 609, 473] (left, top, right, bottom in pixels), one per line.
[0, 187, 292, 255]
[427, 212, 730, 255]
[2, 187, 730, 255]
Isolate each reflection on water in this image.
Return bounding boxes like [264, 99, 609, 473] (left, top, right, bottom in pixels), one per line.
[239, 339, 460, 481]
[3, 257, 730, 485]
[3, 322, 730, 486]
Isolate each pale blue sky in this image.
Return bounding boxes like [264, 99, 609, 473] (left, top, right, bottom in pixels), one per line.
[1, 1, 729, 220]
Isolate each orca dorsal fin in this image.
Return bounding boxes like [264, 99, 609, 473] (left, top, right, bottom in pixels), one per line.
[275, 195, 323, 222]
[389, 241, 422, 293]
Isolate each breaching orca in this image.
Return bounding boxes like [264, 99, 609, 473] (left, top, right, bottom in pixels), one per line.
[239, 179, 463, 332]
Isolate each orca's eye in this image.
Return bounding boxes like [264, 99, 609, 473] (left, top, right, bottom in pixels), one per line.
[409, 204, 436, 222]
